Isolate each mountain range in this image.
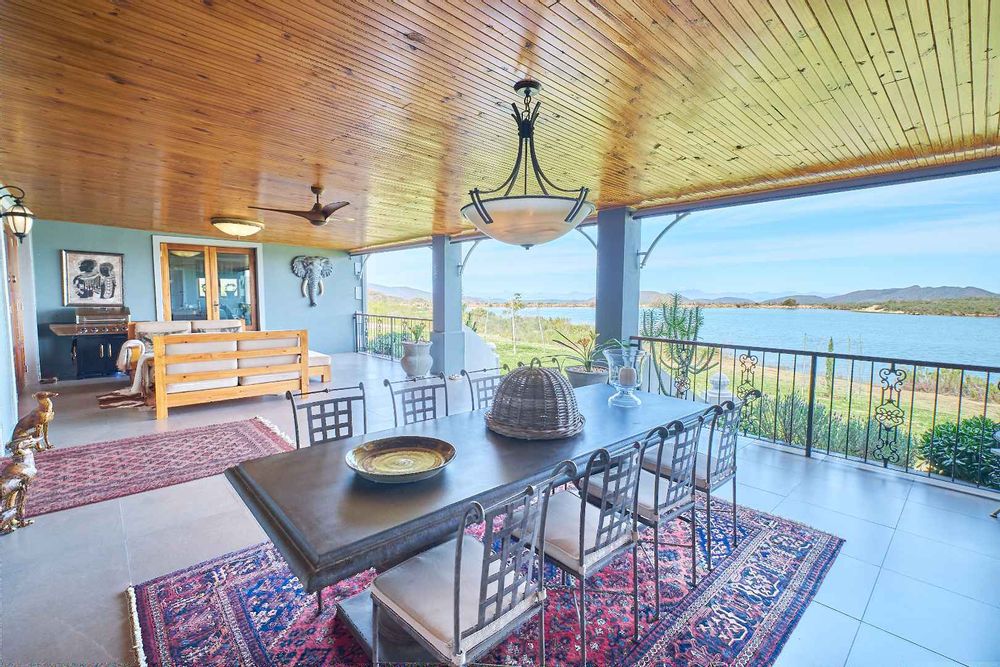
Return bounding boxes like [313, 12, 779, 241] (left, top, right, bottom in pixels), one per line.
[371, 283, 999, 306]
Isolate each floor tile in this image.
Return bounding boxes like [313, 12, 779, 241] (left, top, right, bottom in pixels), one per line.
[864, 569, 1000, 665]
[896, 501, 1000, 558]
[905, 482, 1000, 519]
[120, 474, 245, 539]
[813, 554, 881, 619]
[773, 602, 859, 667]
[846, 624, 961, 666]
[772, 498, 894, 565]
[787, 477, 907, 526]
[882, 529, 1000, 608]
[734, 482, 786, 513]
[737, 460, 811, 496]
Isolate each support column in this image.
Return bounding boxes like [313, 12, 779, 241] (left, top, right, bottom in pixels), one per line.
[595, 207, 641, 345]
[430, 235, 465, 375]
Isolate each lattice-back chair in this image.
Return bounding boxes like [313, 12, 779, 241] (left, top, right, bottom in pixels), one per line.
[285, 383, 367, 450]
[537, 444, 643, 664]
[384, 373, 449, 427]
[370, 460, 576, 666]
[459, 366, 504, 412]
[700, 389, 759, 570]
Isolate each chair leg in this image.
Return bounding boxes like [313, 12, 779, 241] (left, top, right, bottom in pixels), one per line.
[706, 487, 713, 573]
[538, 599, 546, 666]
[690, 505, 698, 588]
[652, 520, 660, 621]
[317, 589, 324, 614]
[732, 477, 738, 547]
[372, 601, 380, 667]
[579, 575, 587, 666]
[632, 541, 640, 642]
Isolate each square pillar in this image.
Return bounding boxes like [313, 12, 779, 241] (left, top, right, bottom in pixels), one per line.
[595, 207, 640, 345]
[430, 235, 465, 375]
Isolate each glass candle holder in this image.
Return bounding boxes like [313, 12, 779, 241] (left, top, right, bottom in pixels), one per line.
[603, 347, 647, 407]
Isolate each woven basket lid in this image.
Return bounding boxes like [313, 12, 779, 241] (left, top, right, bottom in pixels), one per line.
[485, 360, 585, 440]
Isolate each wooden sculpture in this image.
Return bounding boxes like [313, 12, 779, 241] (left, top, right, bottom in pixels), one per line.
[11, 391, 58, 451]
[1, 436, 38, 534]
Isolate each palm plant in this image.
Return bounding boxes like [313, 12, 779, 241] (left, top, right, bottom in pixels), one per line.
[552, 327, 611, 372]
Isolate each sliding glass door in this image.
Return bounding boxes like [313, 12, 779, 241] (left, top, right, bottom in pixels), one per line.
[160, 243, 259, 329]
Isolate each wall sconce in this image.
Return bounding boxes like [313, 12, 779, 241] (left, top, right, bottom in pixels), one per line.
[1, 186, 35, 243]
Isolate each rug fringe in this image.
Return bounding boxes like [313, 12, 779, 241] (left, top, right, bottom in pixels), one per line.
[254, 415, 296, 449]
[126, 586, 149, 667]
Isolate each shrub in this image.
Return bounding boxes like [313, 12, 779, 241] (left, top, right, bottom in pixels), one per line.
[915, 416, 1000, 488]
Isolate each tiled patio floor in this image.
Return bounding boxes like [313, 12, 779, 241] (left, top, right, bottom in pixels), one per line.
[2, 353, 997, 665]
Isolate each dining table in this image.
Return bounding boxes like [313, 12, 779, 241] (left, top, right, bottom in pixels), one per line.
[226, 383, 712, 660]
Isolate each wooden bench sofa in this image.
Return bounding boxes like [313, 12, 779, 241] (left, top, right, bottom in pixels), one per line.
[152, 329, 315, 419]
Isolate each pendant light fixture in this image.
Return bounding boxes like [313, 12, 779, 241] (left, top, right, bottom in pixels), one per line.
[461, 80, 594, 249]
[1, 186, 35, 243]
[211, 215, 264, 237]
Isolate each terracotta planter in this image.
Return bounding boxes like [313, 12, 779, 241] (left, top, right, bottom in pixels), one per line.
[400, 341, 433, 378]
[563, 365, 608, 388]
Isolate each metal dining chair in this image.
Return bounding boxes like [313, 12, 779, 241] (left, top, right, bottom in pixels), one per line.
[534, 444, 643, 665]
[459, 366, 504, 411]
[285, 383, 367, 449]
[585, 419, 703, 621]
[370, 461, 576, 666]
[384, 373, 449, 427]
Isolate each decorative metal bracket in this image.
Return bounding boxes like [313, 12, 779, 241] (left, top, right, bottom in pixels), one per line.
[638, 212, 690, 269]
[457, 239, 482, 276]
[576, 226, 597, 250]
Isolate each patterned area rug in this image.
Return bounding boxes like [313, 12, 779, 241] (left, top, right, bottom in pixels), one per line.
[131, 501, 842, 666]
[97, 390, 148, 410]
[9, 418, 292, 517]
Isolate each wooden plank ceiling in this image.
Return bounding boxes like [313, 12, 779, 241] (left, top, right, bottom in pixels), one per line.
[1, 0, 998, 251]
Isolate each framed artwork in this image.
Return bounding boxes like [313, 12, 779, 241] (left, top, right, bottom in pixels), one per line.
[61, 249, 125, 307]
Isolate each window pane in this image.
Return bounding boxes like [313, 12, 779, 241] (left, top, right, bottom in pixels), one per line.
[167, 249, 208, 320]
[217, 251, 254, 328]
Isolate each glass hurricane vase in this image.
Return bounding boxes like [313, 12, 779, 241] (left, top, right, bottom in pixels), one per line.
[603, 347, 647, 407]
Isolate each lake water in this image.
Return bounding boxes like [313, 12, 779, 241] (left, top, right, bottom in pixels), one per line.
[484, 306, 1000, 367]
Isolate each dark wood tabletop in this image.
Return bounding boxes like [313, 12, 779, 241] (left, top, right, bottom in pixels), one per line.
[226, 383, 710, 592]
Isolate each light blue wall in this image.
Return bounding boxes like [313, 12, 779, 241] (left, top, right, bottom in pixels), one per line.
[30, 220, 359, 379]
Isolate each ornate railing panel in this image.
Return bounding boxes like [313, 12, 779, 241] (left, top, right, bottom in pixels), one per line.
[634, 336, 1000, 492]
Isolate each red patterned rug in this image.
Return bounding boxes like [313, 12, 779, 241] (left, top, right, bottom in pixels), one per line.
[130, 500, 842, 666]
[7, 418, 292, 517]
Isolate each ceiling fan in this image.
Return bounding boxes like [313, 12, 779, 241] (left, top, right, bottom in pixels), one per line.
[248, 185, 349, 226]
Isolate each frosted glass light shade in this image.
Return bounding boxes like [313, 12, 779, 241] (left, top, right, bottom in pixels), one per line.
[211, 216, 264, 237]
[460, 195, 595, 248]
[2, 203, 34, 240]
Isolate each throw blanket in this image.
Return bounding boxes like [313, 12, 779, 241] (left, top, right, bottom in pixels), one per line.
[114, 340, 153, 398]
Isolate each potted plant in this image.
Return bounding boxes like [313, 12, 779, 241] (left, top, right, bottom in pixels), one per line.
[400, 322, 433, 378]
[553, 328, 611, 388]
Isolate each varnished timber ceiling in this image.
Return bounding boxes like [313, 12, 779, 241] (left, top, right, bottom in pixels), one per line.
[1, 1, 998, 251]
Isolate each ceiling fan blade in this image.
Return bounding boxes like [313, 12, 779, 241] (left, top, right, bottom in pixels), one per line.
[247, 205, 314, 219]
[321, 201, 350, 218]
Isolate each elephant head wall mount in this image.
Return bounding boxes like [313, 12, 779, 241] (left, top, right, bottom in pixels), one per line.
[291, 256, 334, 307]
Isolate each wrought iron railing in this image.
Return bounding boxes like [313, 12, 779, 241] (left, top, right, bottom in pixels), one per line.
[354, 312, 432, 360]
[633, 336, 1000, 493]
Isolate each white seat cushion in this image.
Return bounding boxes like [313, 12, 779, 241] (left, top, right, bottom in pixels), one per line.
[371, 535, 539, 663]
[588, 469, 693, 523]
[308, 350, 331, 367]
[533, 490, 634, 574]
[190, 319, 244, 333]
[164, 340, 238, 393]
[641, 440, 733, 492]
[237, 336, 301, 386]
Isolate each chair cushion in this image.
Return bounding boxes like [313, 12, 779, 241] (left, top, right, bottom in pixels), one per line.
[163, 340, 238, 393]
[236, 336, 301, 385]
[133, 321, 192, 351]
[371, 535, 539, 662]
[641, 441, 733, 492]
[532, 490, 634, 574]
[190, 319, 244, 333]
[587, 469, 692, 524]
[308, 350, 331, 367]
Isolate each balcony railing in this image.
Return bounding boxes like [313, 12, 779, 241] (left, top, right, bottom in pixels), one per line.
[633, 336, 1000, 493]
[354, 312, 432, 360]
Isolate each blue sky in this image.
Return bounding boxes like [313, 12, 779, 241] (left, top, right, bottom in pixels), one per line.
[366, 170, 1000, 300]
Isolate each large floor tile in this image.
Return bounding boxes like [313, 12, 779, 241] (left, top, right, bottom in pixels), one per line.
[737, 460, 811, 496]
[813, 554, 881, 619]
[846, 624, 962, 666]
[787, 477, 907, 527]
[772, 498, 894, 565]
[896, 501, 1000, 558]
[734, 482, 786, 513]
[905, 482, 1000, 519]
[882, 529, 1000, 608]
[864, 569, 1000, 665]
[773, 602, 859, 667]
[120, 473, 245, 539]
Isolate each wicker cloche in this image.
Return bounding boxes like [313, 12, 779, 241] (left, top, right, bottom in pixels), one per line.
[485, 360, 585, 440]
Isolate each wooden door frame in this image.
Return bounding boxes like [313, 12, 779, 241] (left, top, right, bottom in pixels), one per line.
[213, 246, 259, 330]
[4, 227, 28, 394]
[152, 235, 266, 328]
